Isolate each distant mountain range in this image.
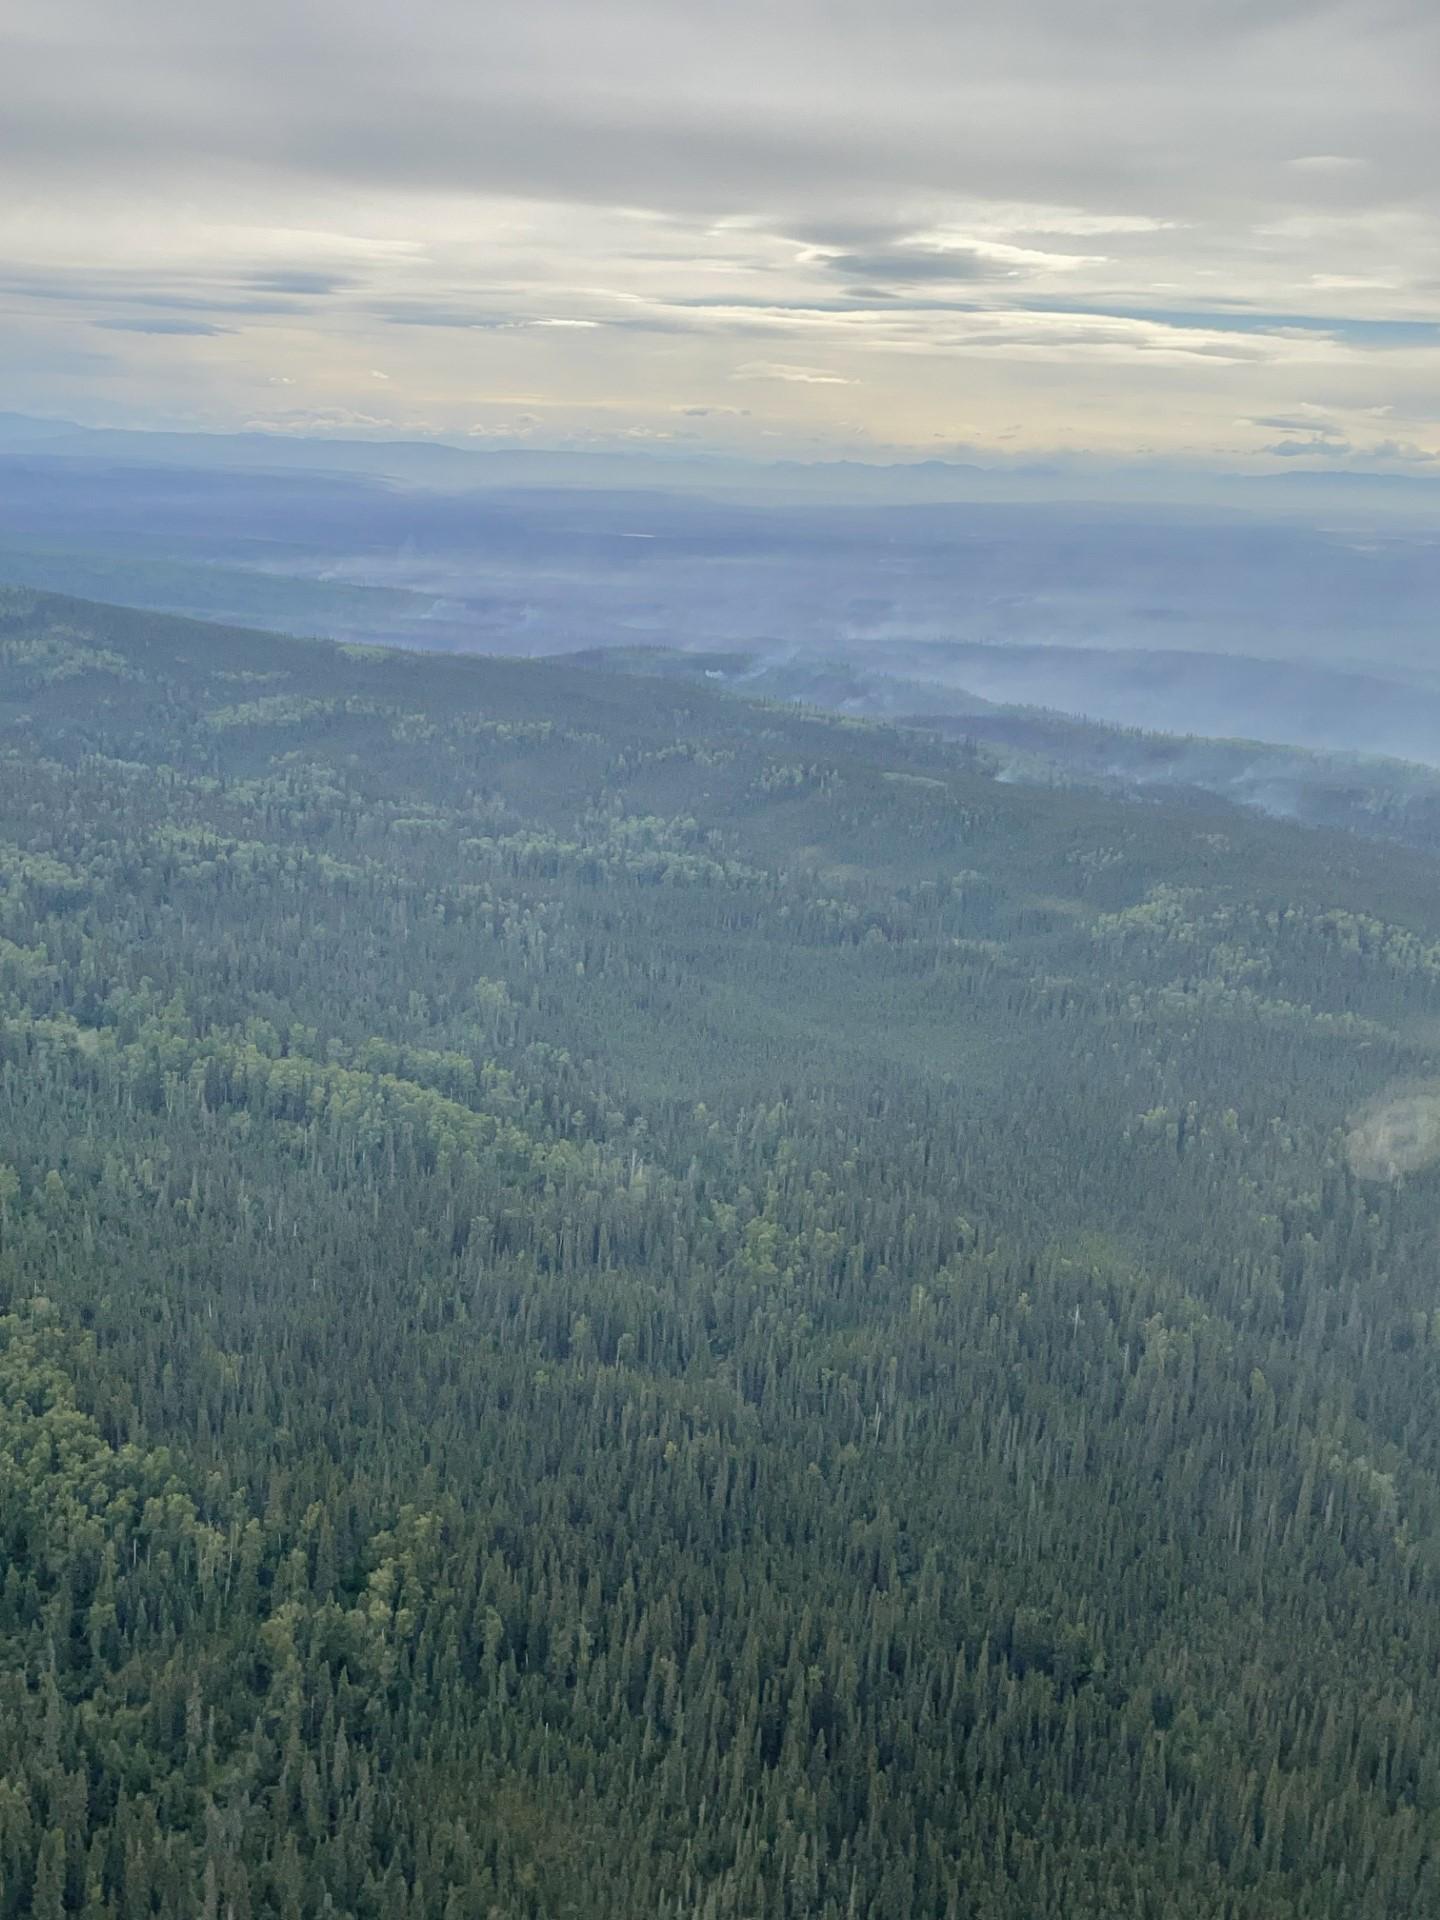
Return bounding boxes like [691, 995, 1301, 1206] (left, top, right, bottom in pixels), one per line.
[2, 408, 1438, 513]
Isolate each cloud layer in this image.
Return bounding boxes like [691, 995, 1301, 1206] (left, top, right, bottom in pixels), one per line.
[2, 0, 1436, 464]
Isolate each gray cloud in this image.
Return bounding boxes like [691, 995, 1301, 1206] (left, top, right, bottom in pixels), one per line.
[4, 0, 1436, 218]
[1369, 438, 1439, 463]
[1248, 412, 1349, 435]
[820, 249, 1010, 285]
[378, 308, 520, 331]
[94, 317, 234, 336]
[1264, 434, 1354, 456]
[244, 268, 359, 295]
[0, 269, 327, 317]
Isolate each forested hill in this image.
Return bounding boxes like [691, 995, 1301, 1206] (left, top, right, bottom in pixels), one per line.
[561, 645, 1440, 856]
[4, 584, 1440, 1919]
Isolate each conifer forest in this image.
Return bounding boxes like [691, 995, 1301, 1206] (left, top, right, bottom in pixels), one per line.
[4, 587, 1440, 1918]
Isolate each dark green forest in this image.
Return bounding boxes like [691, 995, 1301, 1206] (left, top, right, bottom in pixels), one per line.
[4, 587, 1440, 1918]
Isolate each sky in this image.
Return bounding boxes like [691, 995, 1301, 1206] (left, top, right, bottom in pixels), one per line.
[3, 0, 1438, 469]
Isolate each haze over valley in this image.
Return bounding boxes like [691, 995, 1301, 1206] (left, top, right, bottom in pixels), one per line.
[1, 415, 1437, 776]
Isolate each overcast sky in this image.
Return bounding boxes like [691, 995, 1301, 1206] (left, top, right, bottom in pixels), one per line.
[3, 0, 1437, 466]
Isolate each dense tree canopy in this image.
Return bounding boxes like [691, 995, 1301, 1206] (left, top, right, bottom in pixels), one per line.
[2, 588, 1440, 1917]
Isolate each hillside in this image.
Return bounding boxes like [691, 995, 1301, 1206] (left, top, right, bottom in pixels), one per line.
[566, 645, 1440, 854]
[3, 587, 1440, 1918]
